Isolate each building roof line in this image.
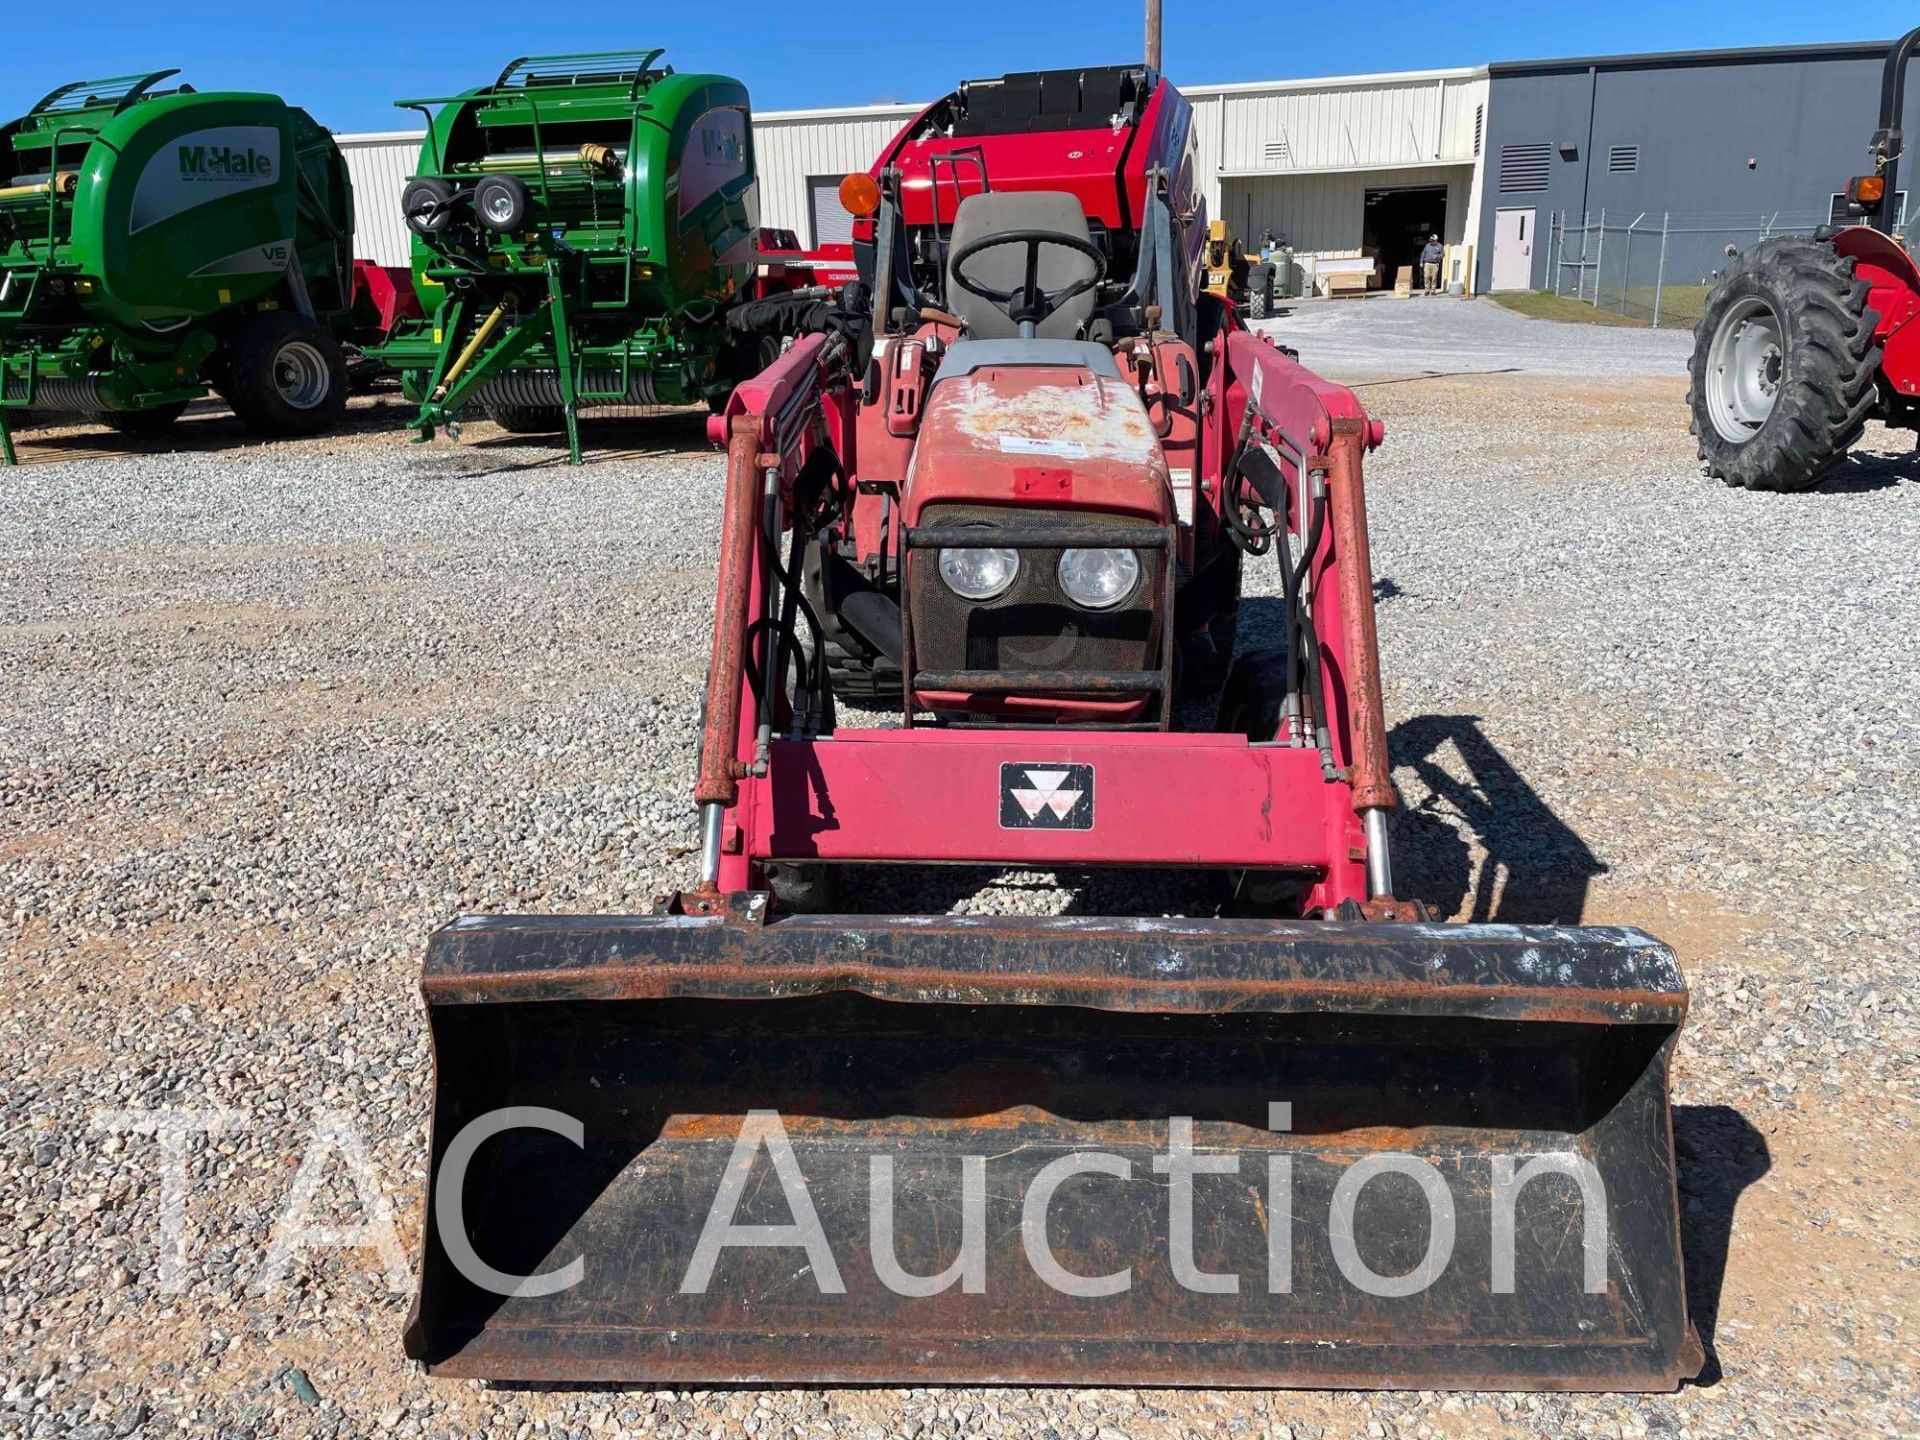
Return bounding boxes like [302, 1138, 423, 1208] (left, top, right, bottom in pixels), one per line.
[1182, 66, 1486, 96]
[1217, 157, 1476, 179]
[1487, 38, 1894, 76]
[754, 101, 928, 123]
[334, 129, 427, 145]
[749, 65, 1487, 125]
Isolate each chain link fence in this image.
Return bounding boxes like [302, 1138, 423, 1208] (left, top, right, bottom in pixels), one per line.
[1542, 206, 1903, 330]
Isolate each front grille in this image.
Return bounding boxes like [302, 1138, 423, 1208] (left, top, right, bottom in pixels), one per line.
[907, 504, 1164, 680]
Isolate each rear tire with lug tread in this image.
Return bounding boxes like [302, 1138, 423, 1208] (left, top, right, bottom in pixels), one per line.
[1687, 235, 1880, 492]
[822, 634, 901, 704]
[802, 545, 903, 705]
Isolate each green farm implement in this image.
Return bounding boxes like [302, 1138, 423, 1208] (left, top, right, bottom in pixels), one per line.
[0, 70, 362, 463]
[376, 51, 766, 464]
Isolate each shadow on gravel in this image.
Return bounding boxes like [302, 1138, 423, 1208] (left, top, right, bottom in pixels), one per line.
[1812, 448, 1918, 493]
[1673, 1104, 1771, 1387]
[1348, 366, 1522, 388]
[2, 393, 415, 466]
[462, 410, 716, 470]
[1387, 712, 1606, 924]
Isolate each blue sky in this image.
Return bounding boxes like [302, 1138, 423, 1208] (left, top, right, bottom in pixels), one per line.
[8, 2, 1916, 134]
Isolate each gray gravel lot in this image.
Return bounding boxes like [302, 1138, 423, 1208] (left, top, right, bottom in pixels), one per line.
[1, 350, 1916, 1439]
[1253, 296, 1694, 378]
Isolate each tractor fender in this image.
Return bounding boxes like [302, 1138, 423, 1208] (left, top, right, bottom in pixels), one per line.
[1829, 224, 1920, 290]
[1828, 226, 1920, 396]
[1828, 226, 1920, 337]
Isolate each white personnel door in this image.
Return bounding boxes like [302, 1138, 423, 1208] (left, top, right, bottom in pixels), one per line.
[1491, 208, 1535, 291]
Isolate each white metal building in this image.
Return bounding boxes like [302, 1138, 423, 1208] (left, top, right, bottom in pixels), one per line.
[339, 130, 430, 270]
[1191, 68, 1487, 292]
[752, 102, 926, 249]
[337, 64, 1490, 292]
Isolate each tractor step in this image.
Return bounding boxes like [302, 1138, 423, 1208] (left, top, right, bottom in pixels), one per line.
[404, 902, 1702, 1391]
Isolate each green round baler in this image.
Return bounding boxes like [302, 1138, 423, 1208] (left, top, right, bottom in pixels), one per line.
[0, 69, 359, 459]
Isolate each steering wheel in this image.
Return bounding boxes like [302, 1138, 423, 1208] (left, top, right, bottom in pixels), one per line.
[948, 229, 1107, 332]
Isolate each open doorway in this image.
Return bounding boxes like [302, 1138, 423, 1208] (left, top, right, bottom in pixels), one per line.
[1364, 185, 1448, 290]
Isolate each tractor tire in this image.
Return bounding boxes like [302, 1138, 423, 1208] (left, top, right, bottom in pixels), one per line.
[1687, 236, 1880, 492]
[483, 400, 566, 433]
[822, 633, 902, 704]
[103, 401, 191, 434]
[709, 331, 784, 414]
[801, 544, 903, 705]
[222, 313, 349, 437]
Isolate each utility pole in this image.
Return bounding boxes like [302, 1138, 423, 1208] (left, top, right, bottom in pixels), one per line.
[1146, 0, 1162, 71]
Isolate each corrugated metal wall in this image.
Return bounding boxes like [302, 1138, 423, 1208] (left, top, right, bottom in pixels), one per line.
[1191, 71, 1487, 287]
[334, 69, 1492, 269]
[751, 105, 924, 242]
[1203, 71, 1484, 177]
[338, 131, 423, 268]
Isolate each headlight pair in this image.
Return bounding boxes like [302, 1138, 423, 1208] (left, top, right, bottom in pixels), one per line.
[936, 546, 1140, 609]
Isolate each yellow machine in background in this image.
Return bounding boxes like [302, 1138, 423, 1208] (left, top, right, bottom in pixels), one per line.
[1206, 220, 1293, 316]
[1203, 219, 1249, 306]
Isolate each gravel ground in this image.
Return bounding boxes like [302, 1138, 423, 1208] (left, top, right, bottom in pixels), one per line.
[1252, 296, 1694, 378]
[2, 355, 1916, 1439]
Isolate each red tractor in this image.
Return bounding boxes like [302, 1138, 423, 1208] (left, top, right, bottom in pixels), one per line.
[1690, 26, 1920, 489]
[404, 67, 1698, 1391]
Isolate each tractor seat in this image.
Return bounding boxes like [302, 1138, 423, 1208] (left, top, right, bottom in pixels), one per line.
[945, 190, 1100, 341]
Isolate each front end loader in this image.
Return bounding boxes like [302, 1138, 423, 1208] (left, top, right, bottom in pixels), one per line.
[403, 66, 1702, 1391]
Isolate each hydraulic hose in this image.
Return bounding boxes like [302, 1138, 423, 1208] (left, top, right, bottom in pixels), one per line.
[1221, 402, 1277, 556]
[1289, 472, 1336, 778]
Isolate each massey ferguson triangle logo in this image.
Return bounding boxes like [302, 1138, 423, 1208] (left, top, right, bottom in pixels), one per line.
[178, 144, 273, 179]
[1000, 762, 1094, 830]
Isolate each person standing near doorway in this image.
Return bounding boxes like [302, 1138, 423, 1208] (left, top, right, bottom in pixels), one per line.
[1420, 234, 1444, 294]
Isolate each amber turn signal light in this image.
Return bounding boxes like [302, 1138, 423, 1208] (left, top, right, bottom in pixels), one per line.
[1847, 174, 1887, 206]
[839, 172, 881, 218]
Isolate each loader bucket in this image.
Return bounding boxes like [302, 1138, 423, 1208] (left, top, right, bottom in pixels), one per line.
[403, 901, 1702, 1390]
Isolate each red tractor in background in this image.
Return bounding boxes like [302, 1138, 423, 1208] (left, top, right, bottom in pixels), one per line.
[403, 67, 1699, 1392]
[1690, 25, 1920, 489]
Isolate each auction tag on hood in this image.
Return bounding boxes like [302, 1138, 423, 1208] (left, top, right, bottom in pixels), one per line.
[998, 435, 1089, 459]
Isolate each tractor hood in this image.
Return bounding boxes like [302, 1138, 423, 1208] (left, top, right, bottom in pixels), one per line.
[903, 344, 1173, 523]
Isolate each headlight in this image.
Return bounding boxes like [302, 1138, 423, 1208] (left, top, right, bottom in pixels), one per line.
[938, 546, 1020, 601]
[1057, 548, 1140, 609]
